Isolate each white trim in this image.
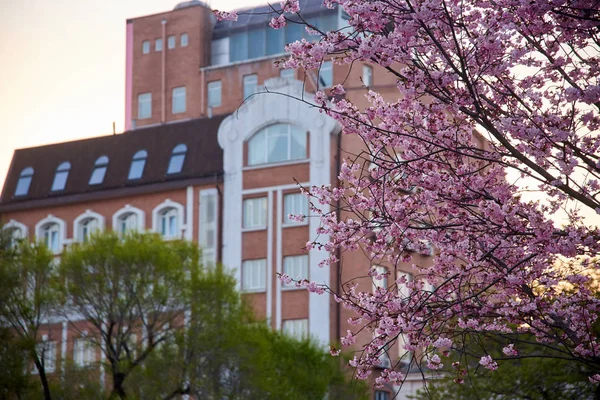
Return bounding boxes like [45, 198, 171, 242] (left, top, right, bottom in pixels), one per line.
[241, 226, 267, 233]
[266, 191, 273, 322]
[61, 321, 68, 375]
[276, 189, 283, 330]
[3, 219, 29, 239]
[242, 158, 309, 172]
[217, 78, 339, 347]
[112, 205, 145, 233]
[242, 182, 310, 195]
[186, 186, 193, 241]
[35, 215, 67, 254]
[199, 188, 219, 266]
[73, 210, 106, 242]
[151, 199, 185, 240]
[201, 52, 287, 72]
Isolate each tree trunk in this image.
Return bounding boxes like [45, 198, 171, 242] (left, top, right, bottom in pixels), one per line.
[32, 357, 52, 400]
[110, 372, 127, 399]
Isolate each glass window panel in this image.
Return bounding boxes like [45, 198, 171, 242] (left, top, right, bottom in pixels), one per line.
[128, 160, 145, 180]
[207, 81, 222, 107]
[320, 13, 338, 32]
[167, 154, 185, 174]
[248, 130, 266, 165]
[243, 197, 267, 228]
[15, 174, 32, 196]
[167, 35, 176, 49]
[285, 22, 303, 45]
[142, 41, 150, 54]
[242, 259, 266, 291]
[283, 193, 308, 224]
[89, 166, 107, 185]
[266, 27, 285, 55]
[172, 86, 186, 114]
[248, 28, 266, 59]
[303, 17, 320, 39]
[363, 65, 373, 87]
[290, 126, 306, 159]
[283, 255, 308, 286]
[229, 31, 248, 62]
[155, 38, 163, 51]
[282, 319, 308, 339]
[319, 61, 333, 88]
[267, 131, 289, 163]
[180, 33, 188, 47]
[138, 93, 152, 119]
[243, 74, 258, 100]
[51, 171, 68, 191]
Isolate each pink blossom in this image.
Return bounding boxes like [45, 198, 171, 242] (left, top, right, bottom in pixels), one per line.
[213, 10, 238, 21]
[479, 355, 498, 371]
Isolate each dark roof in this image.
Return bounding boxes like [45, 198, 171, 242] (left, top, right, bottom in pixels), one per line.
[0, 116, 227, 210]
[213, 0, 337, 38]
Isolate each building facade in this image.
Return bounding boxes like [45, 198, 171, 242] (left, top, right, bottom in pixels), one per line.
[1, 1, 428, 398]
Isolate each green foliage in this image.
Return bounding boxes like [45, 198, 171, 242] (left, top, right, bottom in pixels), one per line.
[412, 335, 595, 400]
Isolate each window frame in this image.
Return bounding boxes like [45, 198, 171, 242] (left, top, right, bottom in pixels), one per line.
[51, 162, 71, 192]
[74, 210, 105, 243]
[112, 205, 145, 234]
[242, 197, 267, 231]
[142, 40, 150, 54]
[243, 74, 258, 101]
[318, 61, 333, 88]
[363, 64, 373, 88]
[35, 216, 66, 255]
[14, 167, 34, 196]
[241, 258, 267, 292]
[207, 80, 222, 108]
[282, 319, 309, 339]
[172, 86, 186, 114]
[89, 155, 109, 185]
[128, 150, 148, 180]
[247, 124, 307, 166]
[167, 144, 187, 175]
[180, 33, 188, 47]
[74, 336, 95, 367]
[167, 35, 176, 49]
[152, 200, 184, 240]
[155, 38, 163, 52]
[137, 92, 152, 120]
[283, 192, 309, 226]
[282, 255, 309, 289]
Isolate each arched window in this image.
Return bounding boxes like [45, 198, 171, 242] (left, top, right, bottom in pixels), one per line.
[113, 206, 145, 235]
[74, 211, 105, 243]
[15, 167, 34, 196]
[128, 150, 147, 180]
[247, 124, 306, 166]
[41, 223, 61, 253]
[51, 162, 71, 192]
[81, 218, 99, 242]
[89, 156, 109, 185]
[167, 144, 187, 175]
[159, 208, 179, 238]
[3, 220, 27, 248]
[118, 213, 139, 234]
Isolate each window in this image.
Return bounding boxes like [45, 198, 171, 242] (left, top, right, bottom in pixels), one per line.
[37, 339, 57, 373]
[375, 391, 390, 400]
[363, 65, 373, 87]
[243, 197, 267, 229]
[155, 38, 163, 51]
[398, 271, 413, 298]
[318, 61, 333, 88]
[283, 193, 308, 224]
[74, 337, 95, 367]
[42, 223, 60, 253]
[142, 40, 150, 54]
[159, 208, 178, 238]
[243, 74, 258, 100]
[242, 259, 267, 291]
[199, 189, 218, 266]
[138, 93, 152, 119]
[230, 31, 249, 62]
[167, 35, 176, 49]
[80, 218, 99, 242]
[89, 156, 108, 185]
[14, 167, 33, 196]
[128, 150, 147, 180]
[167, 144, 187, 175]
[180, 33, 188, 47]
[248, 28, 266, 59]
[118, 212, 139, 234]
[207, 81, 221, 108]
[280, 69, 294, 81]
[283, 255, 308, 287]
[282, 319, 308, 339]
[51, 162, 70, 192]
[172, 86, 186, 114]
[373, 266, 388, 292]
[5, 227, 24, 248]
[247, 124, 306, 166]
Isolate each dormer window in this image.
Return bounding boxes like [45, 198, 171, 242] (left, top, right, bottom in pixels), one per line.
[247, 124, 306, 166]
[51, 162, 71, 192]
[128, 150, 147, 180]
[14, 167, 34, 196]
[167, 144, 187, 175]
[89, 156, 109, 185]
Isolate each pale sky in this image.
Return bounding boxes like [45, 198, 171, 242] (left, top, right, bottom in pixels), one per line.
[0, 0, 262, 189]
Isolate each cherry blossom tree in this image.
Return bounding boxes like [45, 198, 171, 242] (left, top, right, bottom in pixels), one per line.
[218, 0, 600, 393]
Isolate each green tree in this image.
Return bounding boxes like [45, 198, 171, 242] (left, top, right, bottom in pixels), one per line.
[0, 234, 59, 400]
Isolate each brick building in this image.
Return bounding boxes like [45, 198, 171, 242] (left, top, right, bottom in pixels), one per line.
[0, 1, 427, 398]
